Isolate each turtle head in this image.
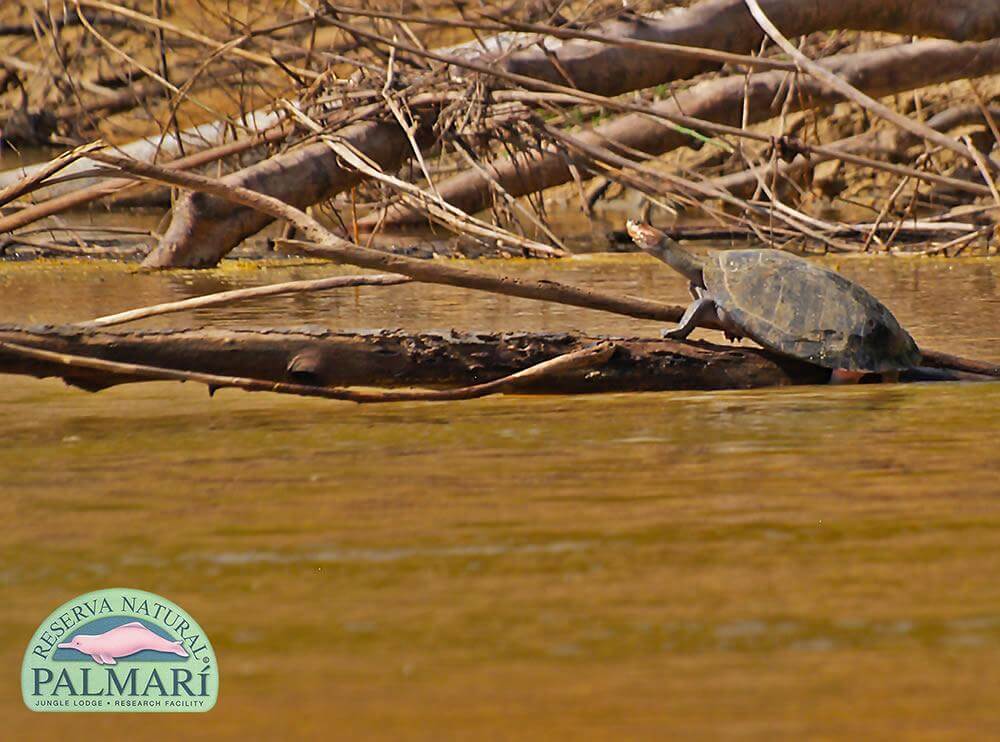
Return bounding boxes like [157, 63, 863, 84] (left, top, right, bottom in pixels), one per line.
[626, 220, 705, 285]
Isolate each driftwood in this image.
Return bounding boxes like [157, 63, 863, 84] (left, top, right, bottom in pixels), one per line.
[78, 274, 413, 329]
[143, 118, 438, 268]
[143, 0, 1000, 267]
[1, 325, 994, 400]
[0, 324, 847, 394]
[373, 38, 1000, 227]
[495, 0, 1000, 96]
[5, 145, 997, 397]
[0, 335, 616, 403]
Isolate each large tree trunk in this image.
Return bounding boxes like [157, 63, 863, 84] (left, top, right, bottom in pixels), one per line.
[144, 0, 1000, 268]
[373, 38, 1000, 226]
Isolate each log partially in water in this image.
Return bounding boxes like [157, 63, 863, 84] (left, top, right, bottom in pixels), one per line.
[2, 324, 995, 400]
[0, 324, 835, 395]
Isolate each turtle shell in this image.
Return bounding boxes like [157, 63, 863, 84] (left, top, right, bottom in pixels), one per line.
[703, 249, 921, 371]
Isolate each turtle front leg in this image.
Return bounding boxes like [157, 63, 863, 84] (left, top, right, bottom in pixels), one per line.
[715, 305, 743, 343]
[662, 298, 716, 340]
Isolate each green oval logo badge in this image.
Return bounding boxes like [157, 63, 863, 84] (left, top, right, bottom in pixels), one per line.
[21, 588, 218, 712]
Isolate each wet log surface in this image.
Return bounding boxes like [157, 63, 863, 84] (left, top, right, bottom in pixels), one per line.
[0, 324, 834, 394]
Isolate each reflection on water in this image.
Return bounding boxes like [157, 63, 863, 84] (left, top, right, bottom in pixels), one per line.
[2, 255, 999, 738]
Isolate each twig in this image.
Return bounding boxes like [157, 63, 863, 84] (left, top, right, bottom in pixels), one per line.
[862, 173, 911, 252]
[743, 0, 988, 173]
[968, 80, 1000, 156]
[0, 140, 104, 209]
[75, 0, 320, 81]
[282, 102, 567, 257]
[0, 52, 117, 97]
[450, 137, 569, 251]
[907, 226, 990, 257]
[74, 4, 233, 125]
[77, 274, 413, 328]
[961, 134, 1000, 210]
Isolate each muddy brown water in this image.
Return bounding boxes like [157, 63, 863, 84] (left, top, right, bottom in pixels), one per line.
[2, 252, 999, 738]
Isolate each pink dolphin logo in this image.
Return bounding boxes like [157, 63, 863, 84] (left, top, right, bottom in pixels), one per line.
[57, 622, 188, 665]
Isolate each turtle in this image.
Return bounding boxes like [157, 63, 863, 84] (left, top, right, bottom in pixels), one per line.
[625, 220, 921, 382]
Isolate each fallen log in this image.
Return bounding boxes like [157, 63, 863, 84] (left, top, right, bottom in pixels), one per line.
[374, 38, 1000, 226]
[143, 117, 438, 268]
[1, 325, 993, 398]
[496, 0, 1000, 97]
[145, 0, 1000, 267]
[0, 324, 843, 393]
[0, 336, 616, 403]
